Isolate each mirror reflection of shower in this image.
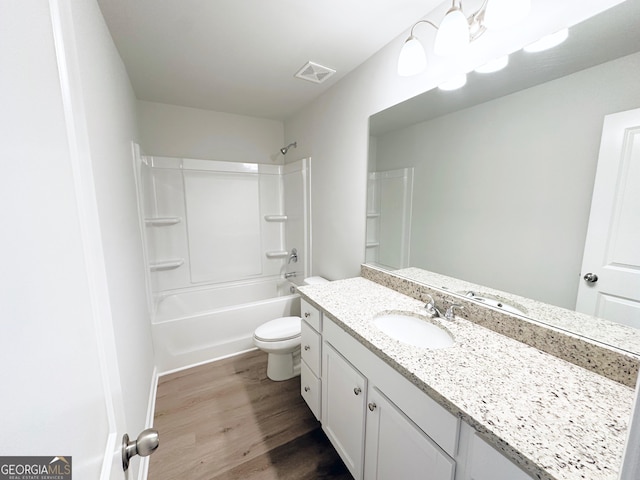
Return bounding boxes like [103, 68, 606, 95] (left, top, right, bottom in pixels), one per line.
[280, 141, 297, 155]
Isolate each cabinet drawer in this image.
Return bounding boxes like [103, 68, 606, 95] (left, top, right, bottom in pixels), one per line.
[301, 299, 322, 332]
[301, 321, 321, 376]
[301, 361, 321, 421]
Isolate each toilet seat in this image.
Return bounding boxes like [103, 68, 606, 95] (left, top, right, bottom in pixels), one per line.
[254, 316, 301, 342]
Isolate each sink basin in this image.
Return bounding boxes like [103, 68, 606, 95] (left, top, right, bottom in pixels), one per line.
[373, 313, 454, 349]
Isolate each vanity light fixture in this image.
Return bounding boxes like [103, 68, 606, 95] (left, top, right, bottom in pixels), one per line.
[474, 54, 509, 73]
[523, 28, 569, 53]
[397, 0, 530, 76]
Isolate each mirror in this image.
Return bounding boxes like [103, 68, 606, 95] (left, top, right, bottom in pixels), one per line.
[366, 0, 640, 355]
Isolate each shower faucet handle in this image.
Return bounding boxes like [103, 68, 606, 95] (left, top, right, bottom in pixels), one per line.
[288, 248, 298, 264]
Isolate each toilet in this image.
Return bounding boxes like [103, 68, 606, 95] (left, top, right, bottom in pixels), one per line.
[253, 276, 328, 381]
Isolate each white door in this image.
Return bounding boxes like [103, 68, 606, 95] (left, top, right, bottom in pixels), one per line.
[0, 1, 129, 478]
[576, 108, 640, 329]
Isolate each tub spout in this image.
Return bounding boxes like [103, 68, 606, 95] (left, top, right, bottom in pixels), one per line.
[284, 272, 297, 279]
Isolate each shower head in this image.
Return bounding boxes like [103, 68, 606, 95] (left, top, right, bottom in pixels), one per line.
[280, 142, 297, 155]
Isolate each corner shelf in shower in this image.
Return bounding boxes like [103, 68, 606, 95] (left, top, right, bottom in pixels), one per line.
[145, 216, 182, 226]
[366, 212, 380, 218]
[265, 251, 289, 259]
[149, 259, 184, 271]
[264, 215, 288, 222]
[366, 242, 380, 248]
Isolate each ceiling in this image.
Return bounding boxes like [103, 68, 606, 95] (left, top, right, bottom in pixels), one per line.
[96, 0, 443, 121]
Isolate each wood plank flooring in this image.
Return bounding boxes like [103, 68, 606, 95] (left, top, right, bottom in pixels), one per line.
[148, 349, 351, 479]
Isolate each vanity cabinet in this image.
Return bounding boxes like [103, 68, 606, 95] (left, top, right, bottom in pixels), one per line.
[300, 299, 322, 420]
[299, 301, 536, 480]
[321, 316, 458, 480]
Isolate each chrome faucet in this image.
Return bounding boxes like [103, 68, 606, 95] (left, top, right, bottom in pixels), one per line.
[423, 294, 442, 318]
[445, 304, 464, 320]
[288, 248, 298, 264]
[284, 272, 297, 279]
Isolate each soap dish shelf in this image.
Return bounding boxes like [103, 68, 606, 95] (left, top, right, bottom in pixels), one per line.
[150, 259, 184, 271]
[264, 215, 288, 222]
[266, 251, 289, 259]
[145, 217, 181, 226]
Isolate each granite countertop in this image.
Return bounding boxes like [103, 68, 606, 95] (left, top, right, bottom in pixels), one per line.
[298, 277, 635, 480]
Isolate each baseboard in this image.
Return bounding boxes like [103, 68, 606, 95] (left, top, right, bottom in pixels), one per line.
[157, 347, 258, 378]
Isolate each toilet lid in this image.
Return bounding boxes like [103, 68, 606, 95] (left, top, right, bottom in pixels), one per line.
[254, 316, 301, 342]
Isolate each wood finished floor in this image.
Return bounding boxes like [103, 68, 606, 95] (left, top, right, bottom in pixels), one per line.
[148, 349, 351, 480]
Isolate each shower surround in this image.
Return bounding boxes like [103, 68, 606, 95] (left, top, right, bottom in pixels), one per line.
[134, 153, 311, 372]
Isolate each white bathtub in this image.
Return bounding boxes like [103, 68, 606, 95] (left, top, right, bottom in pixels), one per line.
[152, 278, 301, 373]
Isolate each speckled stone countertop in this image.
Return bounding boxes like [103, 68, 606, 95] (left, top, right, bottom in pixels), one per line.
[392, 266, 640, 357]
[298, 277, 635, 480]
[362, 265, 640, 388]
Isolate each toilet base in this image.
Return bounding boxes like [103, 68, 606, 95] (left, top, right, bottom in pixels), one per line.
[266, 348, 301, 381]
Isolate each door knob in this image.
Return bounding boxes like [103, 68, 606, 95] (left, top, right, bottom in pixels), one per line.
[122, 428, 159, 471]
[583, 273, 598, 283]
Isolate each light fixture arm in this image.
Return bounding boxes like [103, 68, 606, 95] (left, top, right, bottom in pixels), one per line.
[408, 0, 489, 41]
[468, 0, 490, 41]
[408, 19, 439, 36]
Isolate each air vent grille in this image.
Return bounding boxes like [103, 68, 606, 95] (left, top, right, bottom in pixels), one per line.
[294, 61, 336, 84]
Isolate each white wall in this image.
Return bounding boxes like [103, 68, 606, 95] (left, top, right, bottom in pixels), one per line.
[283, 0, 625, 282]
[374, 52, 640, 309]
[137, 100, 285, 163]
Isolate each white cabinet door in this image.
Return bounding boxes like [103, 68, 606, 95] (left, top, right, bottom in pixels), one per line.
[464, 432, 532, 480]
[576, 108, 640, 328]
[301, 361, 321, 421]
[365, 387, 455, 480]
[322, 343, 367, 479]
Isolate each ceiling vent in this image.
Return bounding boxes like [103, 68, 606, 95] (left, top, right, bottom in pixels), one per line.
[294, 61, 336, 84]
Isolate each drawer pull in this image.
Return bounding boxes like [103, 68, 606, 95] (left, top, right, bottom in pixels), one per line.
[304, 345, 311, 351]
[304, 386, 310, 392]
[353, 387, 362, 395]
[368, 402, 377, 411]
[304, 312, 311, 318]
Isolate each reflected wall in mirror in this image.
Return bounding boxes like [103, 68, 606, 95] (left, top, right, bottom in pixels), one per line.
[367, 0, 640, 352]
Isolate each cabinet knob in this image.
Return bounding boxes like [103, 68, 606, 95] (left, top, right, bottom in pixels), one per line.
[304, 312, 311, 318]
[304, 345, 311, 351]
[368, 402, 377, 411]
[353, 387, 362, 395]
[304, 386, 310, 392]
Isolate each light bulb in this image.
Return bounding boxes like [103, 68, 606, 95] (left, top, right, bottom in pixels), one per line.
[439, 73, 467, 91]
[434, 8, 469, 56]
[524, 28, 569, 53]
[474, 55, 509, 73]
[397, 36, 427, 76]
[484, 0, 530, 30]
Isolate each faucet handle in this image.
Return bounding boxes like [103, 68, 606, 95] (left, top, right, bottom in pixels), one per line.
[445, 304, 464, 320]
[423, 294, 440, 318]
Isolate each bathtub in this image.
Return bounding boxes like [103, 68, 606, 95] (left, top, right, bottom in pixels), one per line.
[152, 277, 301, 373]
